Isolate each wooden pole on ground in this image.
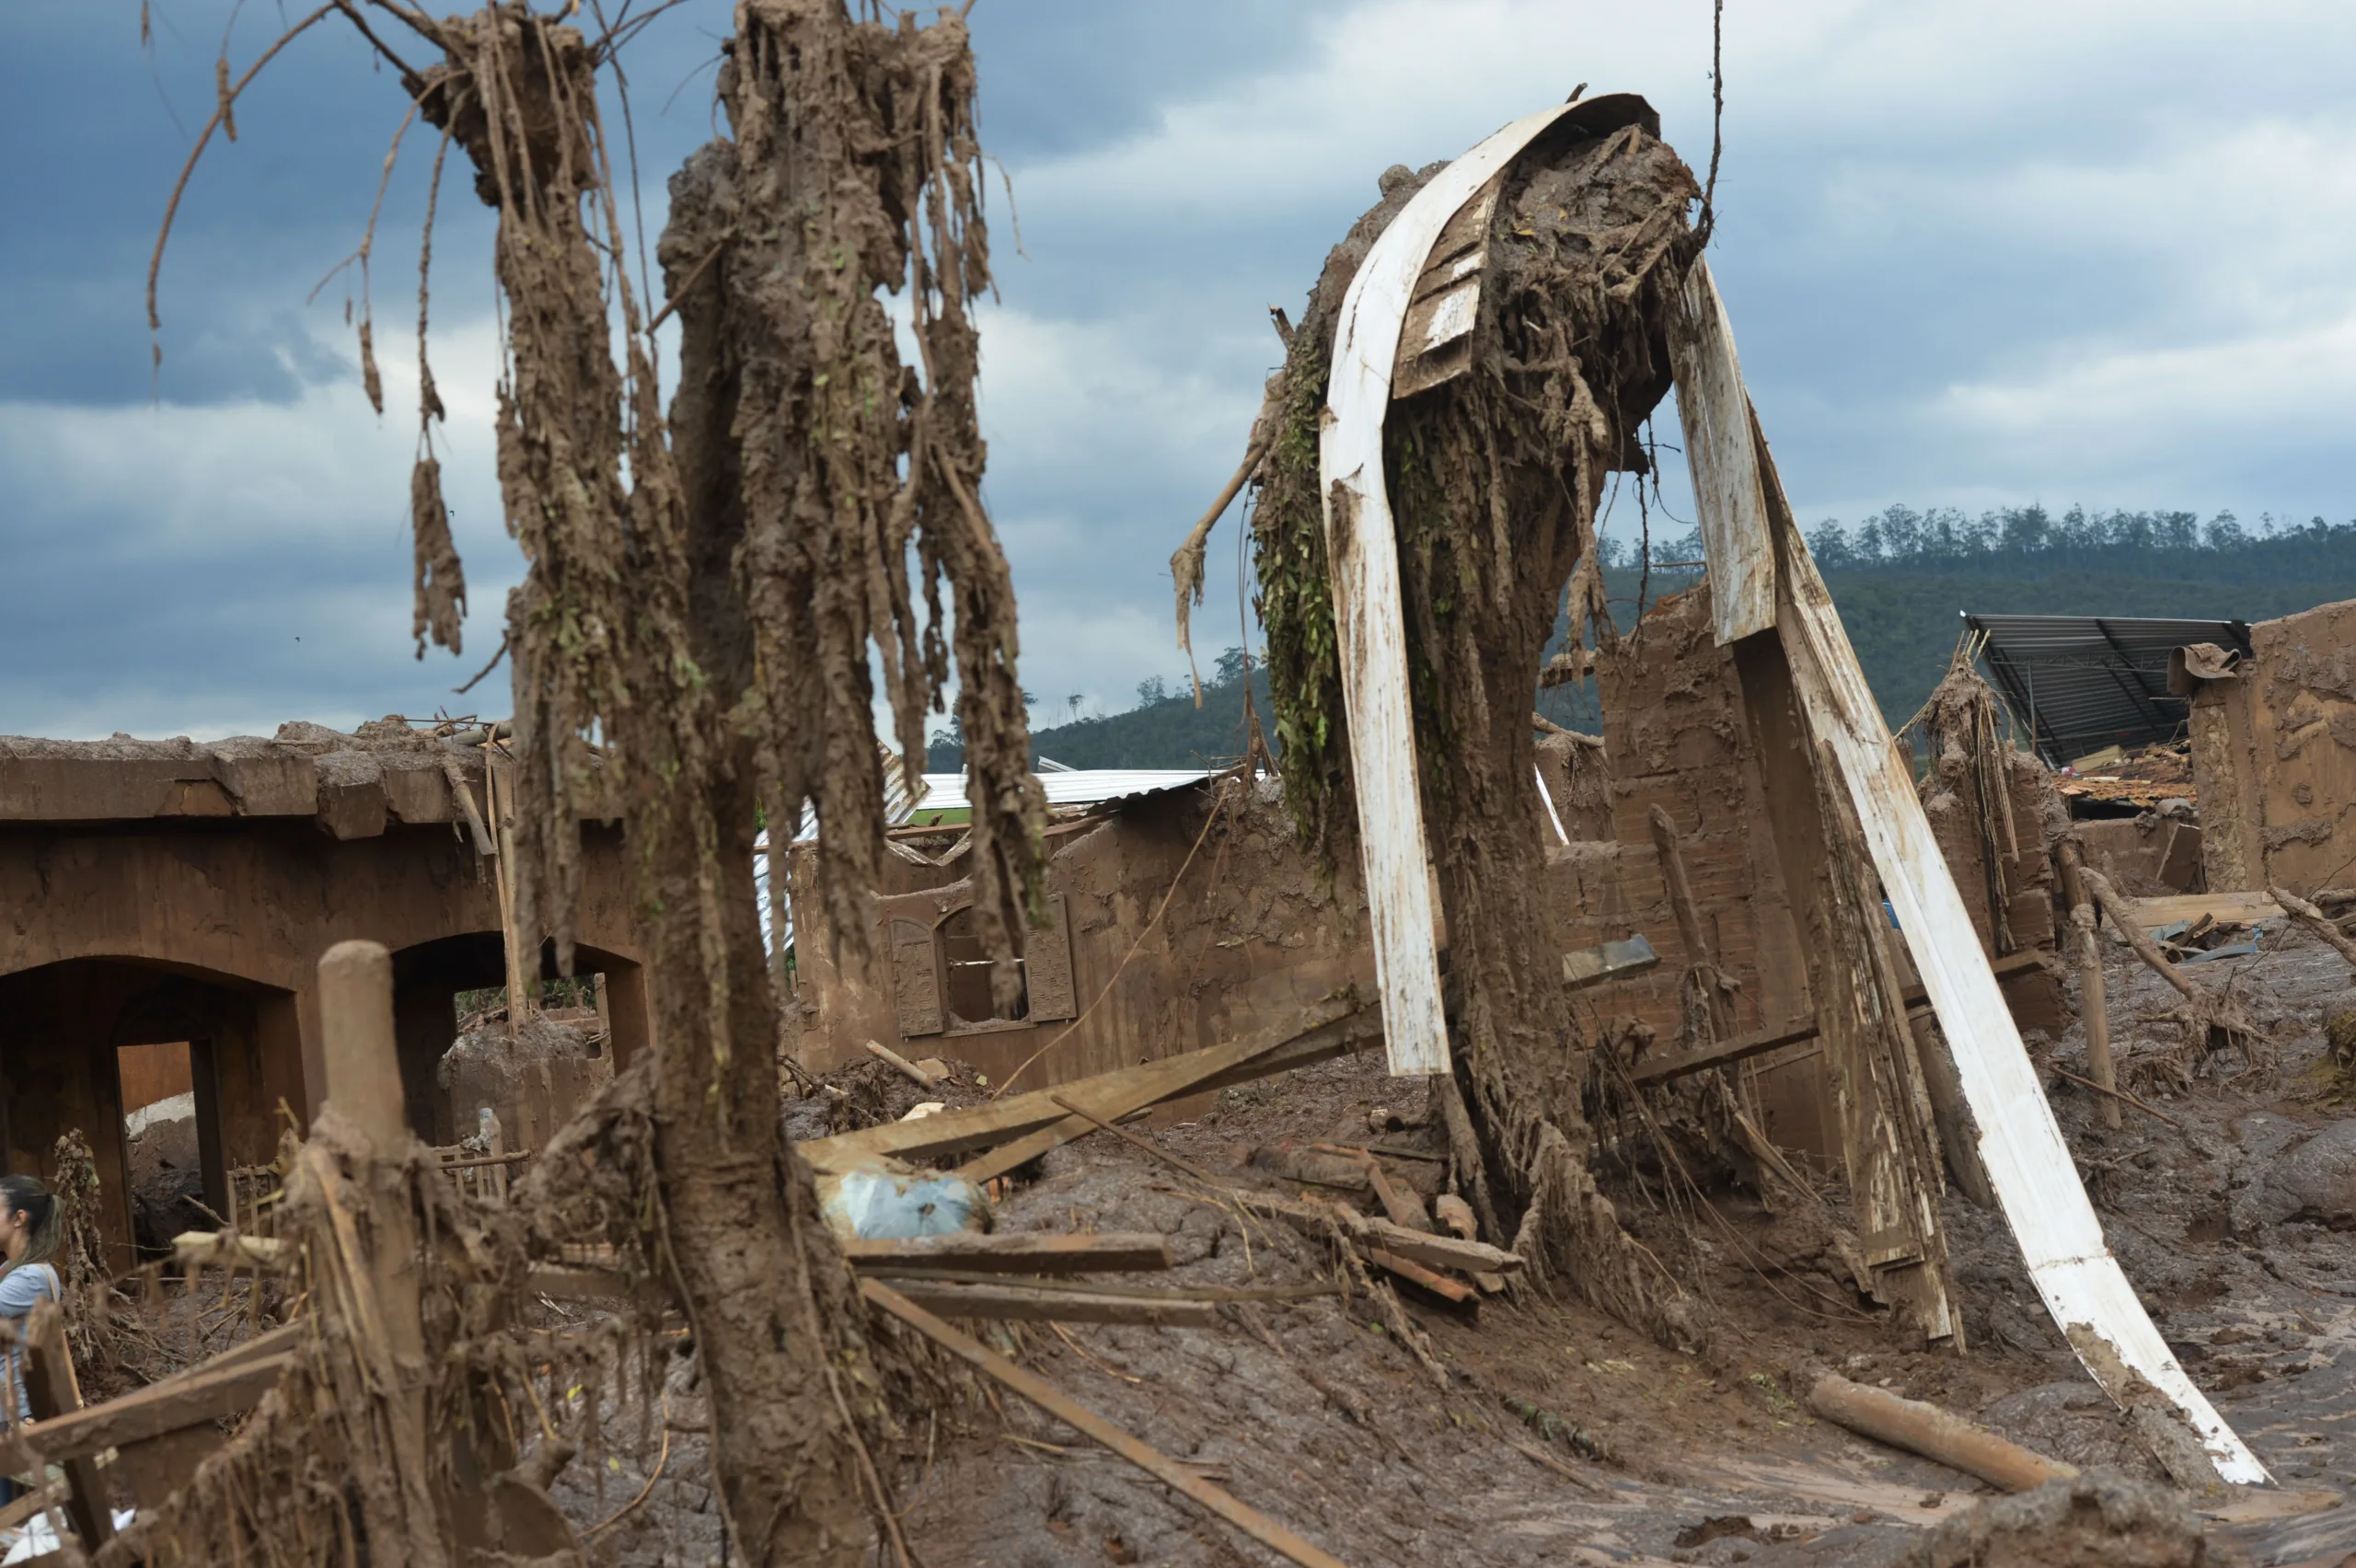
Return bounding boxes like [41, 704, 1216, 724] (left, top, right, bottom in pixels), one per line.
[1807, 1371, 2076, 1493]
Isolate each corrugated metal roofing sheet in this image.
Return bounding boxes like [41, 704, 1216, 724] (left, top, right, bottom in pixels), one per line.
[1964, 613, 2252, 766]
[911, 767, 1211, 814]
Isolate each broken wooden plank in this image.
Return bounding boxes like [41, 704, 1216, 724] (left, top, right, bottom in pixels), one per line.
[881, 1281, 1219, 1327]
[1663, 258, 1775, 643]
[1322, 106, 1609, 1078]
[1631, 950, 2047, 1087]
[843, 1233, 1175, 1276]
[2123, 891, 2281, 930]
[800, 999, 1373, 1175]
[1722, 409, 2267, 1485]
[23, 1303, 109, 1550]
[1807, 1372, 2076, 1493]
[1562, 935, 1659, 991]
[1357, 1153, 1431, 1233]
[861, 1279, 1353, 1568]
[1361, 1246, 1476, 1305]
[1236, 1190, 1522, 1276]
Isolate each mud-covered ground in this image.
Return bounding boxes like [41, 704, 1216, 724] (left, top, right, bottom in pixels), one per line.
[561, 923, 2356, 1566]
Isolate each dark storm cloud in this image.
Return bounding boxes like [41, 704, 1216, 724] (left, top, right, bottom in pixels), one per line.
[4, 1, 2355, 739]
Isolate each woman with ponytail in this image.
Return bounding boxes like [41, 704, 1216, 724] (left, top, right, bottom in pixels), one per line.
[0, 1175, 62, 1504]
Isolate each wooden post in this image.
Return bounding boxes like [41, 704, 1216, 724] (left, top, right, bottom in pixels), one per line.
[482, 745, 529, 1040]
[2070, 904, 2119, 1131]
[1807, 1371, 2076, 1493]
[316, 940, 436, 1513]
[21, 1302, 110, 1549]
[1733, 640, 1957, 1343]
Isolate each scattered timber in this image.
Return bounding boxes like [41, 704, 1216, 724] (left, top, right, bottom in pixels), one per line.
[1362, 1246, 1477, 1305]
[862, 1279, 1353, 1568]
[2058, 841, 2120, 1130]
[1807, 1372, 2077, 1493]
[1236, 1190, 1522, 1277]
[799, 999, 1379, 1176]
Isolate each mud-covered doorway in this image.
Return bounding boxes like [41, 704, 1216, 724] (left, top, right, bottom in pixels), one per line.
[116, 1037, 227, 1258]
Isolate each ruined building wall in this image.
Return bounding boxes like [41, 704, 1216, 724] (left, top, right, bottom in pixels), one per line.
[1541, 586, 1829, 1157]
[0, 729, 649, 1266]
[788, 780, 1379, 1089]
[2185, 597, 2356, 894]
[1916, 743, 2072, 1033]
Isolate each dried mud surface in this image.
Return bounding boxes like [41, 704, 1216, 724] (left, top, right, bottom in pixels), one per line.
[556, 926, 2356, 1565]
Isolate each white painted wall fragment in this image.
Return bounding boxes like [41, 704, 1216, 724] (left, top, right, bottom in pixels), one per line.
[1321, 101, 1588, 1077]
[1663, 259, 1775, 644]
[1670, 333, 2266, 1480]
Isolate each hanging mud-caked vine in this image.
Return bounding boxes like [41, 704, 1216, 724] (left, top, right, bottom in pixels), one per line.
[1241, 116, 1709, 1343]
[721, 0, 1046, 1010]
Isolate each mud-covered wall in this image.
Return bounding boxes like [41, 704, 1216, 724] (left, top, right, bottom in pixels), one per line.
[0, 808, 646, 1259]
[2186, 598, 2356, 893]
[789, 780, 1380, 1088]
[1541, 586, 1830, 1156]
[1917, 746, 2071, 1032]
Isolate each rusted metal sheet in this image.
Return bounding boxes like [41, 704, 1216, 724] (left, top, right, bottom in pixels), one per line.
[1664, 259, 1774, 643]
[1321, 101, 1598, 1076]
[1714, 409, 2268, 1485]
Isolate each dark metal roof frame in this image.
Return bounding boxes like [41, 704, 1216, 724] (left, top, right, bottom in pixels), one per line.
[1962, 613, 2254, 767]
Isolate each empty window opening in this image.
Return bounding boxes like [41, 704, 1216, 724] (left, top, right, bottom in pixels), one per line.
[941, 907, 1026, 1028]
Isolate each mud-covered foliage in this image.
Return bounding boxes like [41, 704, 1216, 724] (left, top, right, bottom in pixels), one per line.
[1249, 114, 1706, 1340]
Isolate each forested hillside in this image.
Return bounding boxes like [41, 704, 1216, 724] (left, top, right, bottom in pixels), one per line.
[930, 507, 2356, 772]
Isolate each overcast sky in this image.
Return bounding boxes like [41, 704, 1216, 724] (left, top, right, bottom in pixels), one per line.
[5, 1, 2354, 741]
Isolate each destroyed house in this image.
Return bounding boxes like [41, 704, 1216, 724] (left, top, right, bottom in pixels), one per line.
[789, 582, 2074, 1170]
[0, 723, 649, 1265]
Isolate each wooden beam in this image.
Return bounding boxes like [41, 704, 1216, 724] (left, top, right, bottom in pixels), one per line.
[860, 1280, 1351, 1568]
[877, 1281, 1218, 1327]
[1632, 950, 2047, 1087]
[843, 1233, 1174, 1275]
[0, 1340, 294, 1473]
[1662, 258, 1776, 643]
[1807, 1373, 2076, 1493]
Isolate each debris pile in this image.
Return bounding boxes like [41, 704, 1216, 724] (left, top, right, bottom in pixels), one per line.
[49, 3, 2356, 1562]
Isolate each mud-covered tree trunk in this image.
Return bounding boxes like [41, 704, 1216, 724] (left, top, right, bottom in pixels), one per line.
[405, 6, 1018, 1559]
[1252, 116, 1706, 1342]
[634, 146, 879, 1562]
